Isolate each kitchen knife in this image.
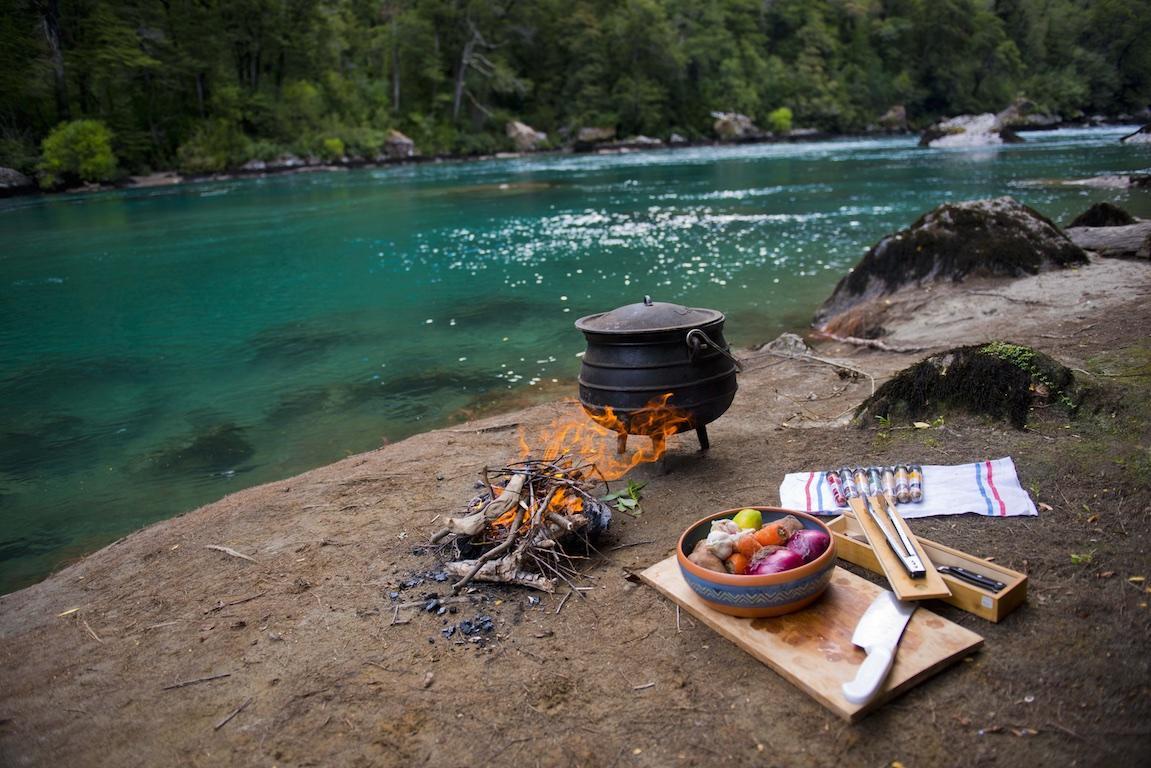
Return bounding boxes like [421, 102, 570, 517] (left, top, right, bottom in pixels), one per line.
[938, 565, 1006, 593]
[842, 590, 917, 706]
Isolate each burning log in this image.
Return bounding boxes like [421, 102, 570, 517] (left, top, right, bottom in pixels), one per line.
[430, 473, 526, 543]
[434, 457, 613, 594]
[434, 397, 692, 593]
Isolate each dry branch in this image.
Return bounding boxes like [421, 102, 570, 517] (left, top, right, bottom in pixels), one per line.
[434, 456, 609, 594]
[204, 545, 258, 563]
[214, 697, 252, 731]
[163, 672, 231, 691]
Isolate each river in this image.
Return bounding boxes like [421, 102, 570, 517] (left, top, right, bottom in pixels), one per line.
[1, 126, 1148, 592]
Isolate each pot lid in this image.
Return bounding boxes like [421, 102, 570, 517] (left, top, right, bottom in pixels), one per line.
[575, 296, 724, 333]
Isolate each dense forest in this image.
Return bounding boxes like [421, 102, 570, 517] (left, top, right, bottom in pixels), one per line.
[2, 0, 1149, 183]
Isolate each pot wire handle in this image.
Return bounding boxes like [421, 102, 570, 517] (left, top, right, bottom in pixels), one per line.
[686, 328, 744, 372]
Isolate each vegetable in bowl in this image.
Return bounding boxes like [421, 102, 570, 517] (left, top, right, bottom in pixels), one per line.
[676, 507, 837, 618]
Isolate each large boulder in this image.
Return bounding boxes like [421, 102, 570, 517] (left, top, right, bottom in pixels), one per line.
[856, 343, 1080, 430]
[383, 129, 416, 159]
[505, 120, 547, 152]
[0, 167, 34, 196]
[711, 112, 764, 142]
[573, 126, 616, 152]
[1068, 202, 1136, 228]
[919, 113, 1023, 148]
[814, 197, 1088, 333]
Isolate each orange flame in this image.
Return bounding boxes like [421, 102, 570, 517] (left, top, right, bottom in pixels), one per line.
[518, 394, 694, 481]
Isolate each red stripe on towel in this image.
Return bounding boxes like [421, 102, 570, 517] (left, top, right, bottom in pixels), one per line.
[985, 460, 1007, 516]
[803, 472, 815, 511]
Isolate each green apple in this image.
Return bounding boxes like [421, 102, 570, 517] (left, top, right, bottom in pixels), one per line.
[732, 507, 762, 530]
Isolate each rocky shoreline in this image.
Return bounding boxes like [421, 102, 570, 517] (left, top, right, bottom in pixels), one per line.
[3, 110, 1147, 200]
[2, 197, 1150, 766]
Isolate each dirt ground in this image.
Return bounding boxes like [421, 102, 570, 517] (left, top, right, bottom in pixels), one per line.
[2, 257, 1150, 768]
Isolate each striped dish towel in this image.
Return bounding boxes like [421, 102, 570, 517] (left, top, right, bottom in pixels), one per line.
[777, 457, 1039, 518]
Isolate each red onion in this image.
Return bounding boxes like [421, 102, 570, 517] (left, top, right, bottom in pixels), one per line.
[786, 529, 831, 563]
[747, 548, 805, 575]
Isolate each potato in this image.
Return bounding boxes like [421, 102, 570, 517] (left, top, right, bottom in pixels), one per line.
[778, 515, 805, 536]
[689, 539, 727, 573]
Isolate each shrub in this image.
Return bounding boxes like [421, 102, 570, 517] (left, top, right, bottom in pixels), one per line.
[340, 127, 388, 158]
[38, 120, 117, 188]
[766, 107, 794, 134]
[319, 137, 345, 162]
[247, 139, 285, 163]
[177, 119, 252, 173]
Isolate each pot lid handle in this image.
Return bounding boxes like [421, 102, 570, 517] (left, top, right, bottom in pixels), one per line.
[643, 295, 653, 306]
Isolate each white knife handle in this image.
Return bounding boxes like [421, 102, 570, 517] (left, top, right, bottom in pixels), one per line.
[842, 646, 894, 705]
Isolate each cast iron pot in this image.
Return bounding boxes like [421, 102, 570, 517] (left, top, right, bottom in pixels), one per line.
[574, 296, 741, 451]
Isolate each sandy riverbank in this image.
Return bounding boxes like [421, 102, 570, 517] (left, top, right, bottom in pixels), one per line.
[2, 255, 1150, 767]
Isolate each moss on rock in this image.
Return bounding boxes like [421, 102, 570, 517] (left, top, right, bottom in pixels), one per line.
[856, 342, 1080, 429]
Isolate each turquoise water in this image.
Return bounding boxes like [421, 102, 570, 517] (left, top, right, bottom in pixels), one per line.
[2, 127, 1148, 593]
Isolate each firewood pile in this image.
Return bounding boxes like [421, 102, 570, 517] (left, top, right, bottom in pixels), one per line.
[431, 456, 613, 594]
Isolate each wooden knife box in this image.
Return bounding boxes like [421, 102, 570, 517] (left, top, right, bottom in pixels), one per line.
[827, 514, 1028, 622]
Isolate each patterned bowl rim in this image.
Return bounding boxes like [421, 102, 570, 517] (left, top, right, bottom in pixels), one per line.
[676, 507, 836, 586]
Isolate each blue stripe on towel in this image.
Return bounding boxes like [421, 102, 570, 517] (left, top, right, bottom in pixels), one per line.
[815, 472, 825, 511]
[974, 460, 995, 516]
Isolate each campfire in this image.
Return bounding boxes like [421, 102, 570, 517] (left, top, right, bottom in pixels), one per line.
[432, 395, 693, 593]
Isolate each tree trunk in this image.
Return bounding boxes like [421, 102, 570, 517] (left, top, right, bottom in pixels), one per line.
[391, 17, 400, 111]
[38, 0, 69, 121]
[195, 72, 207, 117]
[452, 37, 476, 122]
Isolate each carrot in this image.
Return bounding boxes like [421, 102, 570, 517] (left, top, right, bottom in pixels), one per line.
[727, 552, 750, 575]
[735, 532, 763, 559]
[754, 523, 788, 547]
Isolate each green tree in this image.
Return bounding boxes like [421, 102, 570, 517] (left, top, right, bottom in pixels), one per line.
[38, 118, 116, 187]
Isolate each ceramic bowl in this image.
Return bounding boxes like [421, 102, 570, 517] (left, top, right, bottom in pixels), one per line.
[676, 507, 837, 618]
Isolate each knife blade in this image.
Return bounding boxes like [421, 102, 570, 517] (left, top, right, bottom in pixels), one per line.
[841, 590, 917, 706]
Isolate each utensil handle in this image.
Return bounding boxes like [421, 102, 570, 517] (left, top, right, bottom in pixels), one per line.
[842, 645, 894, 705]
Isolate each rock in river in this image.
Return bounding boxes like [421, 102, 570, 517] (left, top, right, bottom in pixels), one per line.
[814, 197, 1088, 335]
[1120, 124, 1151, 144]
[919, 113, 1023, 148]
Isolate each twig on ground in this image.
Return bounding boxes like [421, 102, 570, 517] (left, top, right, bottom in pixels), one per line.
[964, 290, 1052, 306]
[81, 618, 103, 643]
[163, 672, 231, 691]
[204, 545, 258, 563]
[145, 621, 181, 630]
[1045, 721, 1085, 740]
[554, 590, 572, 615]
[762, 349, 877, 395]
[204, 592, 266, 615]
[609, 540, 655, 551]
[816, 332, 927, 353]
[213, 697, 252, 731]
[389, 604, 410, 626]
[633, 682, 656, 691]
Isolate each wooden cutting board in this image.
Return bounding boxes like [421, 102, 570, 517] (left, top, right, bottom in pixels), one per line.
[639, 556, 983, 722]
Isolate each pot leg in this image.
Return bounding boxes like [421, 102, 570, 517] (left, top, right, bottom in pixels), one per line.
[696, 425, 710, 452]
[616, 432, 628, 455]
